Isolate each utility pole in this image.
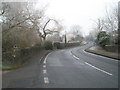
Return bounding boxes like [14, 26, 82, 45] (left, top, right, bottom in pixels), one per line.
[118, 1, 120, 45]
[65, 30, 67, 44]
[118, 1, 120, 31]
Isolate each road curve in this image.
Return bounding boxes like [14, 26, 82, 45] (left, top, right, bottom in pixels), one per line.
[38, 42, 119, 88]
[2, 42, 119, 88]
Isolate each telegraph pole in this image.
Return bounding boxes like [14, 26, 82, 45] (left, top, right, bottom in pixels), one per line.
[65, 30, 67, 44]
[118, 1, 120, 31]
[118, 1, 120, 45]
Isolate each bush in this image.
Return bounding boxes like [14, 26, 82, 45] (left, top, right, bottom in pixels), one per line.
[96, 31, 110, 48]
[44, 41, 53, 50]
[20, 48, 31, 57]
[34, 42, 42, 47]
[3, 49, 21, 64]
[3, 42, 44, 65]
[98, 36, 110, 47]
[2, 37, 14, 52]
[53, 42, 62, 49]
[3, 52, 14, 63]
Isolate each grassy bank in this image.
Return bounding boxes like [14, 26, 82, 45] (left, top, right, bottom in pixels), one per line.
[85, 46, 120, 60]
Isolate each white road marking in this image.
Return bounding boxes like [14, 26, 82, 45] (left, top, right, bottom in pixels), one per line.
[70, 50, 113, 76]
[44, 77, 49, 84]
[83, 50, 118, 62]
[43, 65, 46, 68]
[73, 55, 79, 60]
[85, 62, 113, 76]
[70, 51, 85, 65]
[43, 52, 51, 64]
[43, 60, 46, 64]
[39, 56, 43, 63]
[43, 69, 47, 74]
[83, 50, 87, 53]
[70, 51, 79, 60]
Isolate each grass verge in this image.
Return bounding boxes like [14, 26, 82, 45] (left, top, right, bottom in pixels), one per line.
[2, 50, 52, 71]
[1, 65, 18, 70]
[85, 47, 120, 60]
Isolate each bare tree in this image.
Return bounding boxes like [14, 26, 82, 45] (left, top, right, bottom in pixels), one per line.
[118, 1, 120, 45]
[1, 2, 63, 52]
[104, 6, 118, 32]
[2, 2, 31, 34]
[2, 2, 45, 51]
[104, 4, 118, 45]
[26, 7, 44, 42]
[92, 4, 118, 45]
[90, 18, 105, 41]
[69, 25, 83, 42]
[118, 1, 120, 30]
[91, 18, 105, 33]
[26, 5, 62, 41]
[39, 18, 62, 40]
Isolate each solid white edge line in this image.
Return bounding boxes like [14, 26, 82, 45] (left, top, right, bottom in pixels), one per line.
[43, 60, 46, 64]
[85, 62, 113, 76]
[70, 51, 80, 60]
[73, 55, 79, 60]
[44, 77, 49, 84]
[43, 52, 51, 64]
[71, 50, 113, 76]
[83, 50, 118, 62]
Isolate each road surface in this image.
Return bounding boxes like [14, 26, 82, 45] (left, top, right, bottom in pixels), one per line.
[3, 42, 119, 88]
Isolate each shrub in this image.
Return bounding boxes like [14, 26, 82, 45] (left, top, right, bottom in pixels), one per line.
[96, 31, 110, 48]
[44, 41, 53, 50]
[34, 42, 42, 47]
[98, 36, 110, 47]
[2, 37, 14, 52]
[53, 42, 62, 49]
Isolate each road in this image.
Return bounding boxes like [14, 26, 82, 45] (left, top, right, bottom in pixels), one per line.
[3, 42, 119, 88]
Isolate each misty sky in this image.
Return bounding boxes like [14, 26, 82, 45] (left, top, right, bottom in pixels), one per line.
[1, 0, 119, 36]
[35, 0, 119, 36]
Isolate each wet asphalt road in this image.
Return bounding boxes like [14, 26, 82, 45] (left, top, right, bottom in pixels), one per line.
[3, 42, 119, 88]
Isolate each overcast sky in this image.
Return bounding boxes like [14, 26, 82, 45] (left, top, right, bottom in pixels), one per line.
[35, 0, 119, 36]
[2, 0, 119, 36]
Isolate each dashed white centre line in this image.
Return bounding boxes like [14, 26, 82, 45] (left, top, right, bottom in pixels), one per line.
[70, 50, 113, 76]
[85, 62, 113, 76]
[43, 70, 47, 74]
[43, 65, 46, 68]
[43, 60, 46, 64]
[83, 50, 118, 62]
[44, 77, 49, 84]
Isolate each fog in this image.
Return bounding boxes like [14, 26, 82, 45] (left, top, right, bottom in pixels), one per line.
[35, 0, 119, 36]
